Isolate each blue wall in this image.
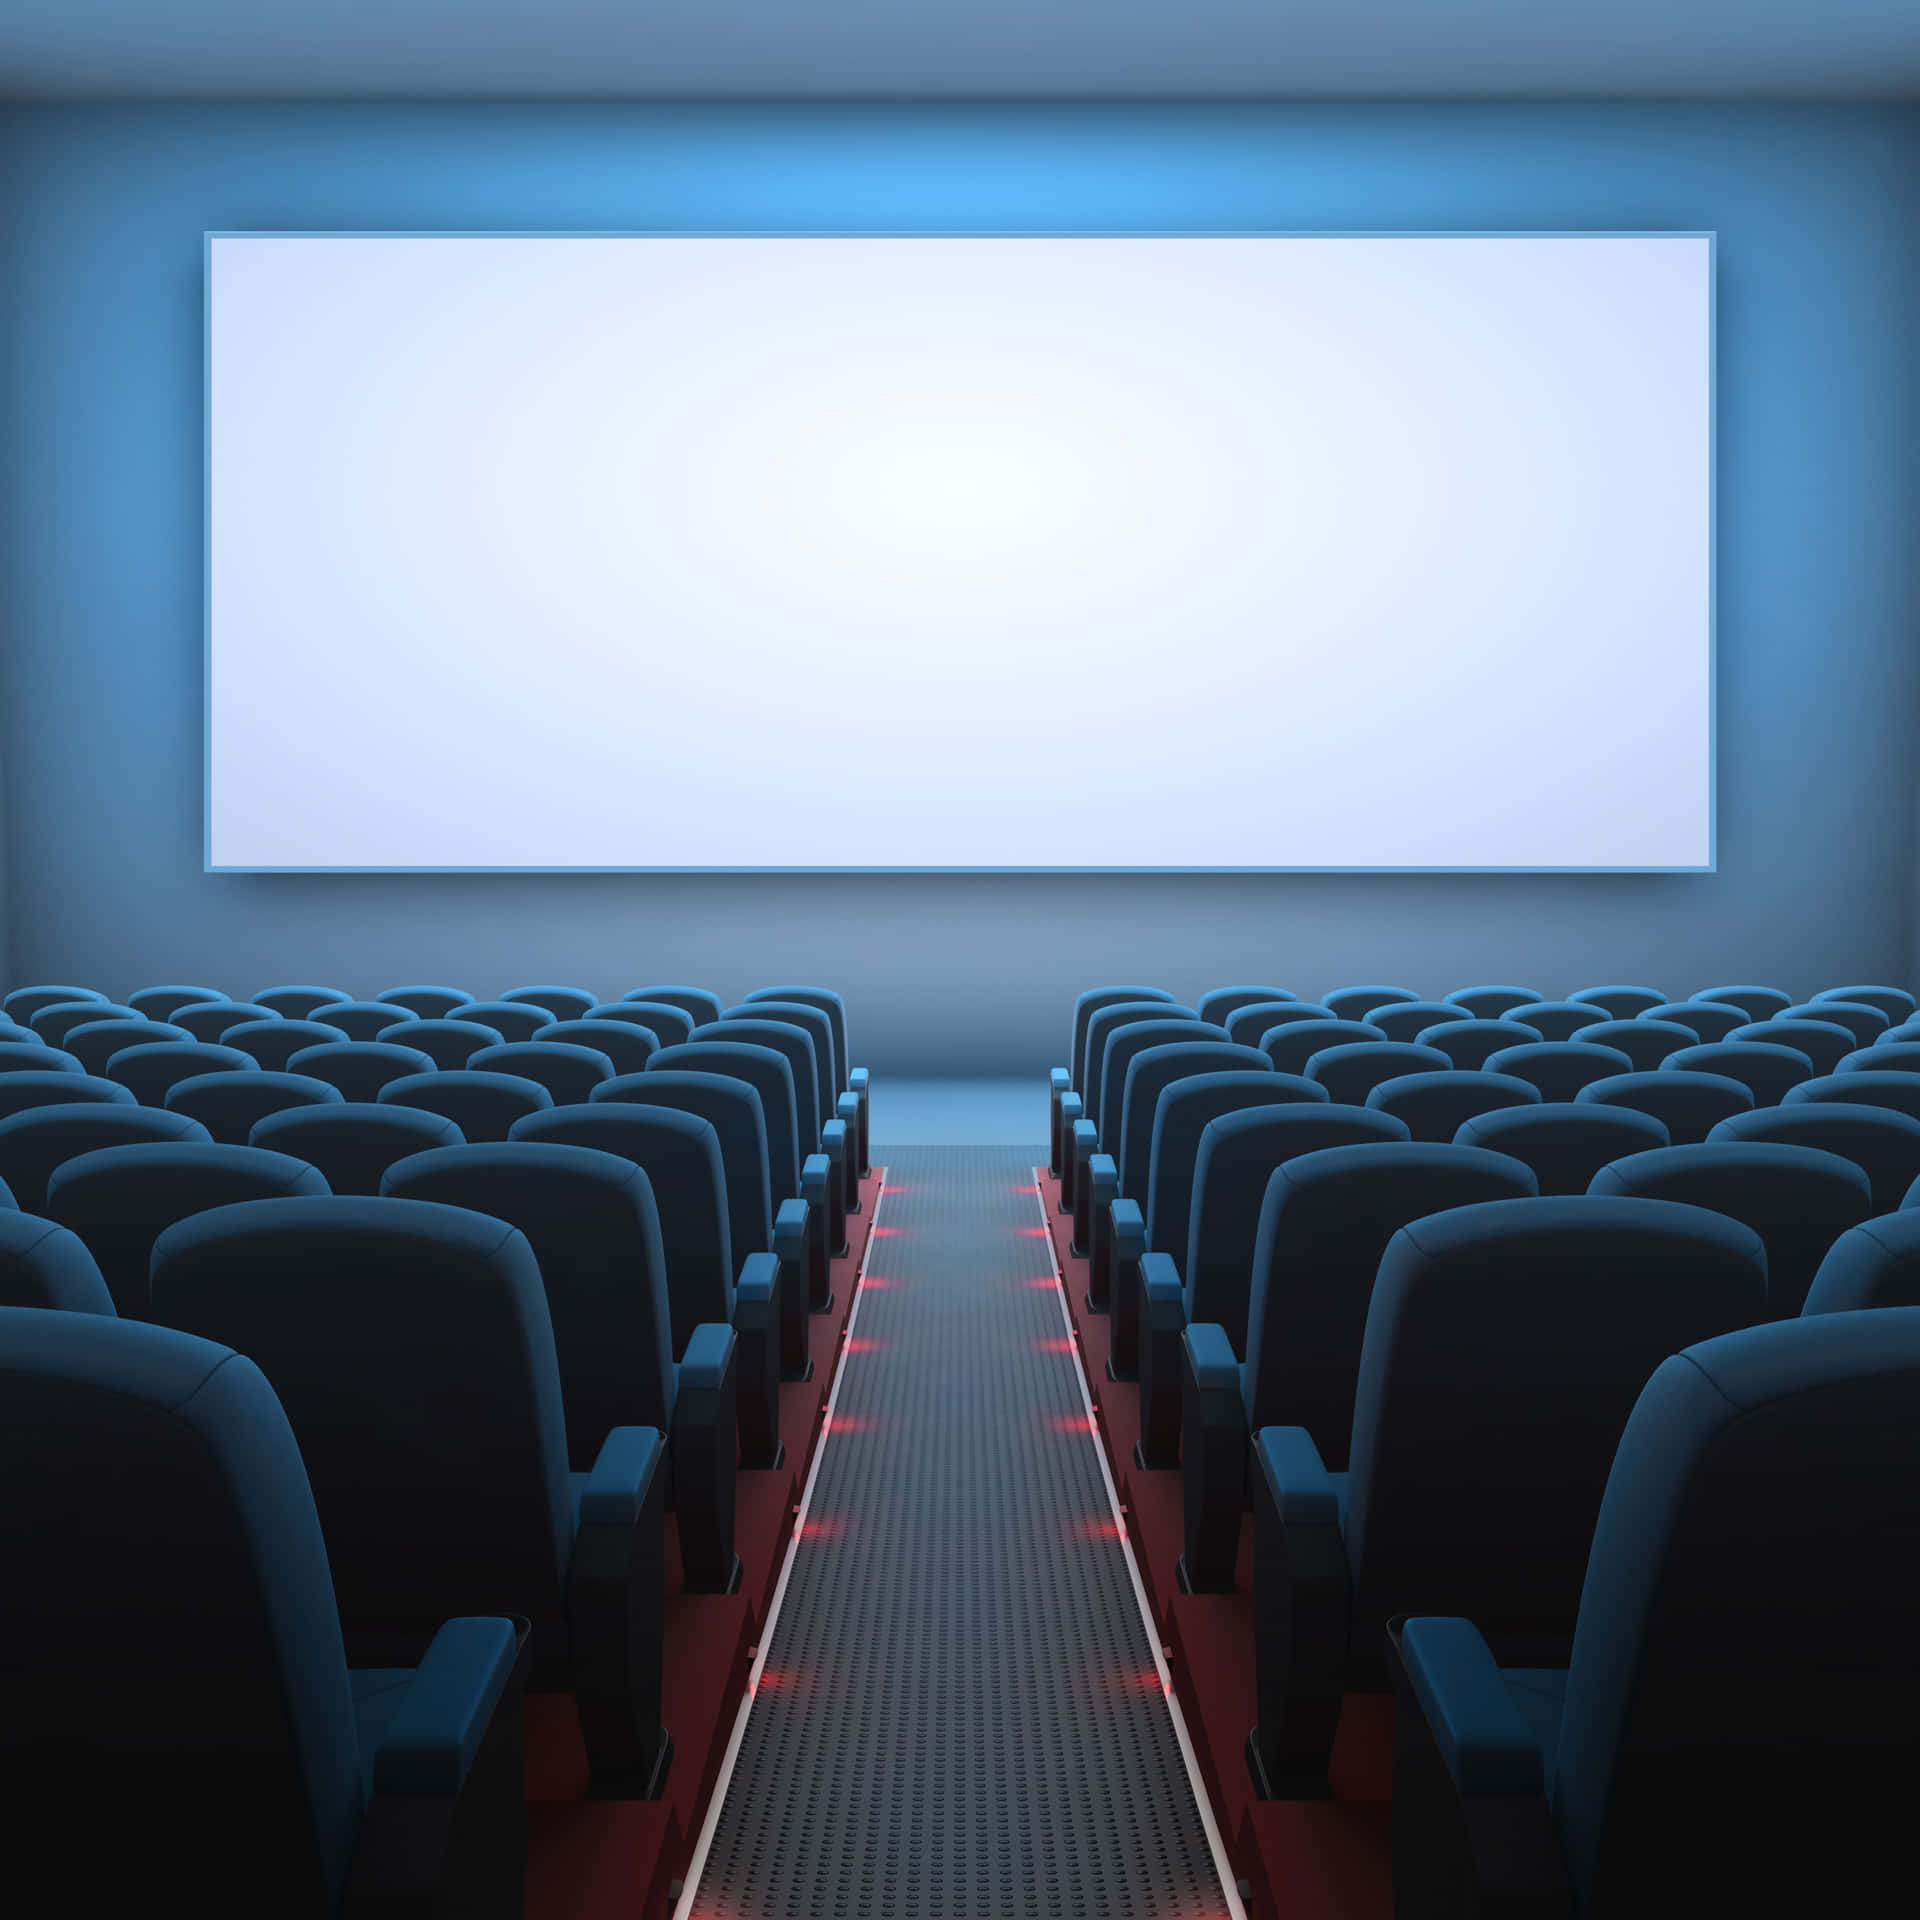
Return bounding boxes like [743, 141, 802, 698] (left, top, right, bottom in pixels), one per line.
[2, 105, 1916, 1071]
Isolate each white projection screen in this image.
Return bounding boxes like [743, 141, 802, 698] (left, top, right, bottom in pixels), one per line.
[206, 233, 1713, 870]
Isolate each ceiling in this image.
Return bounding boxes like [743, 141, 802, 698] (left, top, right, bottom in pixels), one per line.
[2, 0, 1918, 102]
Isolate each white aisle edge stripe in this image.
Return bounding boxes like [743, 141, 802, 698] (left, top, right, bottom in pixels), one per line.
[1030, 1167, 1250, 1920]
[671, 1166, 890, 1920]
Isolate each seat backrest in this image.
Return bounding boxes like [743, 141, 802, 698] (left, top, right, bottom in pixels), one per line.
[1567, 1019, 1701, 1074]
[0, 1038, 84, 1077]
[127, 984, 228, 1022]
[1590, 1142, 1873, 1318]
[1070, 986, 1174, 1094]
[250, 985, 351, 1020]
[1364, 1070, 1541, 1144]
[376, 1070, 553, 1143]
[499, 985, 597, 1022]
[1305, 1041, 1452, 1108]
[1778, 999, 1888, 1049]
[593, 1069, 773, 1261]
[1186, 1103, 1410, 1352]
[373, 985, 474, 1019]
[1083, 1001, 1199, 1128]
[1453, 1103, 1670, 1196]
[1565, 985, 1667, 1019]
[0, 1212, 115, 1313]
[32, 1001, 141, 1049]
[540, 1019, 659, 1078]
[0, 1306, 363, 1915]
[164, 1070, 344, 1146]
[1691, 984, 1793, 1022]
[1347, 1196, 1766, 1667]
[3, 983, 109, 1023]
[649, 1041, 800, 1202]
[0, 1071, 135, 1123]
[381, 1142, 677, 1466]
[1408, 1019, 1544, 1071]
[1118, 1041, 1270, 1199]
[1709, 1102, 1920, 1215]
[1498, 1000, 1609, 1043]
[588, 1001, 694, 1049]
[248, 1104, 463, 1197]
[149, 1196, 573, 1665]
[104, 1041, 258, 1108]
[1643, 1000, 1747, 1044]
[744, 986, 850, 1093]
[1224, 1001, 1336, 1049]
[1803, 1213, 1920, 1314]
[285, 1041, 438, 1104]
[1368, 1002, 1470, 1044]
[468, 1041, 616, 1107]
[1246, 1143, 1538, 1467]
[694, 1020, 822, 1157]
[1576, 1068, 1755, 1143]
[48, 1143, 329, 1319]
[627, 984, 723, 1029]
[307, 1001, 420, 1043]
[1725, 1018, 1853, 1078]
[64, 1018, 193, 1075]
[453, 1001, 556, 1043]
[1442, 985, 1544, 1019]
[1786, 1069, 1920, 1123]
[1846, 1040, 1920, 1076]
[1259, 1017, 1387, 1078]
[1323, 985, 1420, 1023]
[1480, 1041, 1634, 1103]
[1661, 1041, 1814, 1106]
[1554, 1309, 1920, 1915]
[1143, 1069, 1307, 1266]
[378, 1018, 505, 1071]
[174, 1003, 277, 1044]
[223, 1018, 350, 1072]
[1811, 983, 1915, 1025]
[510, 1103, 732, 1349]
[0, 1104, 210, 1212]
[1096, 1021, 1227, 1151]
[1195, 985, 1295, 1029]
[721, 1002, 834, 1130]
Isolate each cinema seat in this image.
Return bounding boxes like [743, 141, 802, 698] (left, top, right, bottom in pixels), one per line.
[1305, 1040, 1452, 1106]
[64, 1018, 192, 1074]
[375, 1017, 503, 1070]
[1365, 1070, 1542, 1143]
[1178, 1143, 1536, 1585]
[249, 1104, 463, 1196]
[127, 984, 227, 1022]
[378, 1071, 553, 1142]
[287, 1040, 438, 1103]
[173, 1002, 278, 1044]
[1498, 1000, 1608, 1042]
[1566, 1018, 1699, 1073]
[589, 1000, 694, 1048]
[508, 1106, 780, 1475]
[1247, 1196, 1765, 1797]
[693, 1019, 824, 1159]
[31, 1000, 139, 1048]
[1385, 1309, 1920, 1918]
[0, 1071, 135, 1123]
[1117, 1040, 1270, 1199]
[1725, 1017, 1854, 1077]
[1443, 985, 1544, 1019]
[1779, 998, 1888, 1048]
[381, 1143, 745, 1583]
[721, 1001, 835, 1131]
[541, 1018, 659, 1077]
[105, 1040, 257, 1108]
[468, 1041, 615, 1107]
[147, 1198, 671, 1794]
[1642, 999, 1747, 1044]
[48, 1143, 328, 1319]
[375, 984, 475, 1019]
[1069, 985, 1175, 1096]
[1140, 1070, 1301, 1279]
[1566, 984, 1668, 1019]
[312, 1001, 420, 1043]
[1576, 1069, 1755, 1143]
[0, 1306, 532, 1917]
[2, 983, 109, 1023]
[1691, 984, 1793, 1022]
[1258, 1018, 1387, 1078]
[1196, 985, 1296, 1028]
[1786, 1070, 1920, 1122]
[745, 986, 854, 1098]
[1482, 1041, 1634, 1102]
[1590, 1143, 1872, 1318]
[1662, 1041, 1813, 1106]
[1843, 1041, 1920, 1075]
[1453, 1103, 1670, 1195]
[0, 1212, 115, 1312]
[1708, 1102, 1920, 1215]
[251, 985, 351, 1019]
[1368, 1001, 1470, 1044]
[451, 1000, 555, 1043]
[500, 985, 597, 1022]
[1812, 983, 1916, 1025]
[627, 985, 724, 1029]
[225, 1018, 351, 1071]
[165, 1069, 345, 1144]
[650, 1041, 806, 1207]
[0, 1039, 84, 1077]
[1803, 1214, 1920, 1312]
[0, 1104, 210, 1212]
[1409, 1019, 1544, 1070]
[1323, 985, 1420, 1022]
[1224, 1001, 1337, 1049]
[1083, 1001, 1200, 1135]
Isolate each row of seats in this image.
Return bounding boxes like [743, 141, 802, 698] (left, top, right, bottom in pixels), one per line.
[1045, 981, 1920, 1913]
[0, 976, 869, 1913]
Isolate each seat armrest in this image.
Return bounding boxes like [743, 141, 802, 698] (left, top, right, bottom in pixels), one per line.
[822, 1118, 850, 1256]
[1086, 1155, 1119, 1310]
[731, 1252, 782, 1469]
[802, 1153, 833, 1309]
[1395, 1617, 1546, 1795]
[580, 1425, 667, 1528]
[677, 1321, 736, 1394]
[1049, 1068, 1072, 1177]
[1135, 1250, 1187, 1468]
[773, 1198, 811, 1378]
[836, 1093, 862, 1210]
[1182, 1321, 1241, 1392]
[849, 1066, 870, 1174]
[1107, 1196, 1146, 1374]
[1179, 1321, 1248, 1591]
[1070, 1120, 1098, 1252]
[371, 1616, 522, 1795]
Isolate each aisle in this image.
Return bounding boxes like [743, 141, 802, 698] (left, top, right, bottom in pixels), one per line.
[680, 1147, 1239, 1918]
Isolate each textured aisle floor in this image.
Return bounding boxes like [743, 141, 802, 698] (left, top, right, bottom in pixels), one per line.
[686, 1146, 1232, 1919]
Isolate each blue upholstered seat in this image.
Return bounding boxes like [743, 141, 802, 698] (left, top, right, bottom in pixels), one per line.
[1305, 1040, 1453, 1107]
[249, 1102, 462, 1196]
[2, 983, 110, 1024]
[588, 1000, 694, 1049]
[1481, 1041, 1634, 1103]
[63, 1017, 192, 1074]
[1690, 983, 1793, 1022]
[1368, 1001, 1471, 1044]
[1224, 1001, 1337, 1049]
[1641, 999, 1747, 1044]
[1195, 985, 1296, 1029]
[308, 1000, 420, 1043]
[1709, 1101, 1920, 1214]
[1442, 985, 1544, 1019]
[1494, 1000, 1609, 1043]
[627, 985, 725, 1030]
[224, 1018, 351, 1072]
[745, 985, 854, 1095]
[541, 1018, 661, 1077]
[0, 1070, 135, 1122]
[0, 1211, 115, 1313]
[286, 1040, 439, 1104]
[723, 1001, 836, 1130]
[374, 1017, 504, 1071]
[1660, 1041, 1814, 1106]
[500, 984, 598, 1022]
[1258, 1017, 1388, 1078]
[467, 1040, 616, 1107]
[1565, 984, 1667, 1019]
[1811, 983, 1916, 1025]
[1576, 1068, 1755, 1143]
[164, 1069, 344, 1145]
[1786, 1069, 1920, 1122]
[1409, 1019, 1546, 1070]
[1453, 1102, 1670, 1196]
[0, 1103, 210, 1212]
[1724, 1017, 1854, 1078]
[127, 983, 228, 1022]
[1778, 998, 1888, 1048]
[31, 1000, 140, 1048]
[1564, 1018, 1699, 1074]
[373, 984, 476, 1019]
[1068, 985, 1176, 1097]
[1323, 985, 1421, 1023]
[1365, 1070, 1542, 1143]
[1117, 1040, 1270, 1199]
[377, 1070, 553, 1143]
[1804, 1212, 1920, 1313]
[104, 1040, 257, 1108]
[452, 1000, 557, 1043]
[174, 1001, 277, 1044]
[251, 984, 352, 1020]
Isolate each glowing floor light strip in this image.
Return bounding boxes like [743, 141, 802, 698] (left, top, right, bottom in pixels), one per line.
[671, 1167, 890, 1920]
[1029, 1167, 1250, 1920]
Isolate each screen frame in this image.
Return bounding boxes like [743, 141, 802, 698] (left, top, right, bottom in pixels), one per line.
[203, 228, 1717, 875]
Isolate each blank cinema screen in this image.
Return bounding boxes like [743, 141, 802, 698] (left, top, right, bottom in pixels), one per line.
[206, 234, 1712, 870]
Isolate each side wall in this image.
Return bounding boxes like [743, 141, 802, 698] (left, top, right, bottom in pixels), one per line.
[2, 105, 1916, 1070]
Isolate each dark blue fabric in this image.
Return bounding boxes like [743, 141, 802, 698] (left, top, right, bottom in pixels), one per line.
[0, 1306, 363, 1912]
[1253, 1424, 1340, 1524]
[377, 1070, 552, 1143]
[226, 1019, 350, 1072]
[47, 1142, 329, 1319]
[1497, 1001, 1608, 1043]
[1576, 1069, 1755, 1143]
[650, 1040, 801, 1203]
[699, 1019, 822, 1157]
[1591, 1142, 1872, 1318]
[309, 1001, 422, 1043]
[1779, 1000, 1889, 1048]
[1369, 1002, 1471, 1044]
[1690, 984, 1794, 1022]
[1082, 1000, 1199, 1127]
[285, 1041, 439, 1103]
[31, 1001, 139, 1048]
[148, 1196, 575, 1668]
[541, 1019, 659, 1078]
[723, 1002, 835, 1129]
[0, 1038, 81, 1076]
[1643, 1000, 1748, 1044]
[378, 1018, 505, 1071]
[1304, 1040, 1452, 1107]
[1442, 985, 1545, 1019]
[1323, 986, 1421, 1022]
[589, 1000, 694, 1049]
[1143, 1069, 1298, 1265]
[1568, 1020, 1701, 1074]
[453, 1001, 556, 1043]
[1803, 1212, 1920, 1313]
[1345, 1197, 1766, 1672]
[104, 1041, 258, 1108]
[174, 1003, 277, 1044]
[468, 1041, 615, 1107]
[511, 1103, 733, 1349]
[1069, 986, 1174, 1094]
[745, 985, 851, 1094]
[163, 1071, 343, 1145]
[0, 1070, 134, 1123]
[251, 985, 351, 1020]
[63, 1018, 192, 1075]
[1244, 1143, 1537, 1466]
[373, 986, 475, 1019]
[381, 1142, 678, 1466]
[1117, 1041, 1269, 1198]
[1709, 1102, 1920, 1214]
[128, 985, 229, 1021]
[1844, 1040, 1920, 1074]
[500, 985, 597, 1021]
[626, 985, 724, 1029]
[1224, 1000, 1335, 1048]
[0, 1103, 210, 1212]
[0, 1210, 115, 1313]
[1399, 1616, 1546, 1794]
[1481, 1041, 1635, 1102]
[1812, 984, 1916, 1023]
[1365, 1070, 1541, 1143]
[1454, 1103, 1670, 1197]
[3, 983, 109, 1022]
[1725, 1018, 1853, 1077]
[1260, 1017, 1388, 1079]
[1185, 1103, 1409, 1353]
[368, 1614, 518, 1795]
[249, 1103, 463, 1197]
[1565, 986, 1668, 1019]
[1789, 1069, 1920, 1122]
[1195, 985, 1295, 1029]
[592, 1069, 773, 1260]
[1410, 1019, 1548, 1070]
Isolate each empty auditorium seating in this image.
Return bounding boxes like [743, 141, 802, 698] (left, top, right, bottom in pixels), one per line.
[1258, 1017, 1386, 1078]
[1116, 1039, 1268, 1199]
[372, 1016, 504, 1070]
[541, 1017, 660, 1076]
[32, 999, 139, 1048]
[1139, 1069, 1299, 1280]
[1804, 1212, 1920, 1312]
[0, 1210, 115, 1312]
[455, 1000, 557, 1042]
[1724, 1016, 1854, 1076]
[375, 983, 476, 1018]
[311, 1000, 422, 1042]
[1812, 983, 1916, 1024]
[1082, 1000, 1200, 1135]
[1304, 1039, 1452, 1105]
[377, 1070, 554, 1142]
[1195, 985, 1295, 1027]
[249, 1103, 463, 1196]
[723, 1001, 835, 1129]
[628, 985, 724, 1028]
[1568, 1017, 1699, 1072]
[1788, 1068, 1920, 1121]
[1365, 1069, 1542, 1142]
[1368, 1000, 1470, 1043]
[1497, 999, 1609, 1042]
[1660, 1040, 1814, 1105]
[164, 1068, 344, 1144]
[1577, 1068, 1755, 1142]
[1843, 1040, 1920, 1075]
[126, 983, 227, 1021]
[1643, 999, 1749, 1043]
[1482, 1039, 1634, 1101]
[1691, 984, 1793, 1021]
[1443, 985, 1544, 1018]
[63, 1016, 192, 1074]
[252, 985, 351, 1019]
[1323, 985, 1420, 1022]
[1779, 998, 1888, 1047]
[0, 1103, 210, 1212]
[3, 983, 109, 1023]
[1410, 1018, 1546, 1070]
[287, 1039, 439, 1102]
[589, 999, 694, 1047]
[1566, 984, 1667, 1017]
[501, 984, 598, 1021]
[0, 1038, 82, 1077]
[1709, 1101, 1920, 1214]
[1070, 985, 1175, 1097]
[1453, 1103, 1670, 1195]
[1223, 1000, 1336, 1048]
[468, 1039, 616, 1106]
[225, 1017, 351, 1070]
[0, 1069, 134, 1120]
[174, 1001, 278, 1043]
[104, 1039, 257, 1107]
